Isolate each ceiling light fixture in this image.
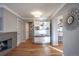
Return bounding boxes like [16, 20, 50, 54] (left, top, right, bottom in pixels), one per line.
[31, 11, 42, 17]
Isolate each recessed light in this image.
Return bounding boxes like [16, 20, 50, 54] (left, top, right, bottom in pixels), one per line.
[31, 11, 42, 17]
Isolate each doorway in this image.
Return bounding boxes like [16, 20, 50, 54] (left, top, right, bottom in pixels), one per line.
[28, 22, 33, 40]
[53, 15, 64, 54]
[57, 16, 63, 50]
[50, 16, 64, 55]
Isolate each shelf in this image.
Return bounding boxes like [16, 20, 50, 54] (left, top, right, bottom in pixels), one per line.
[34, 35, 50, 37]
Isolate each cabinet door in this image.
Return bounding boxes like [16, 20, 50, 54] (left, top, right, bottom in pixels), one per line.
[17, 18, 22, 46]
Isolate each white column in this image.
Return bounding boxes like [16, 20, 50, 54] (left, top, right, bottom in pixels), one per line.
[52, 18, 58, 46]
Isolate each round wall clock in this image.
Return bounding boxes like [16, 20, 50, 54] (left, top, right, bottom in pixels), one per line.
[64, 8, 79, 30]
[67, 16, 74, 24]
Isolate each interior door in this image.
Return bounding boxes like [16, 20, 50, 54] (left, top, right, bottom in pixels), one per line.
[25, 23, 29, 40]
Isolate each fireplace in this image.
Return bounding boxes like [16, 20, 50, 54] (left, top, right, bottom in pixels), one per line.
[0, 38, 12, 51]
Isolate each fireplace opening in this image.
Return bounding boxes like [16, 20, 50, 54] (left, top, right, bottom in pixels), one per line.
[0, 38, 12, 52]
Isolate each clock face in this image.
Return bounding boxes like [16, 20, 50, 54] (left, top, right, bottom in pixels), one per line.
[67, 16, 74, 24]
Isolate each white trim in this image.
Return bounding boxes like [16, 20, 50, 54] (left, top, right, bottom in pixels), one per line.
[23, 18, 33, 19]
[24, 4, 67, 20]
[0, 4, 66, 20]
[0, 5, 34, 20]
[0, 5, 24, 19]
[49, 3, 66, 19]
[3, 5, 24, 19]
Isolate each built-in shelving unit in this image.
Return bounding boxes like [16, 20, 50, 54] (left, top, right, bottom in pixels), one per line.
[0, 7, 17, 55]
[33, 18, 50, 44]
[0, 8, 17, 33]
[0, 17, 3, 32]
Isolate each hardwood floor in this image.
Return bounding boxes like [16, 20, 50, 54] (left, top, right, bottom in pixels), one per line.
[53, 41, 63, 50]
[6, 39, 63, 56]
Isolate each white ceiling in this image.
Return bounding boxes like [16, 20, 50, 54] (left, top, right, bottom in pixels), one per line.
[0, 3, 66, 21]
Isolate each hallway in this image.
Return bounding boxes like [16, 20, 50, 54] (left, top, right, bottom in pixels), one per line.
[6, 39, 63, 56]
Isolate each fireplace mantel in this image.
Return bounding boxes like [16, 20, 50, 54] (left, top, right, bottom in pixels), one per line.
[0, 32, 17, 56]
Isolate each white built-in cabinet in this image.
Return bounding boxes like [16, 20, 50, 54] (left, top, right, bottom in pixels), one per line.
[0, 17, 3, 32]
[17, 19, 29, 46]
[17, 18, 24, 46]
[34, 19, 50, 44]
[0, 7, 26, 46]
[0, 8, 4, 32]
[0, 8, 17, 32]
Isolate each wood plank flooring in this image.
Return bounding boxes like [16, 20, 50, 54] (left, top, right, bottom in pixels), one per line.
[53, 41, 63, 50]
[6, 39, 63, 56]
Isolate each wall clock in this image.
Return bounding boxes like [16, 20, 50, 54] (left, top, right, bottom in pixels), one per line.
[64, 8, 79, 30]
[67, 16, 74, 24]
